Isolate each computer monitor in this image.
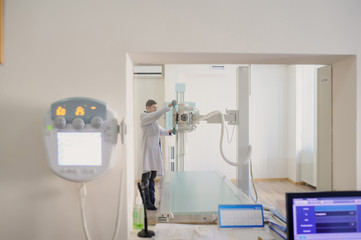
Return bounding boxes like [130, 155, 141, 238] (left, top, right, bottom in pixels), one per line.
[286, 191, 361, 240]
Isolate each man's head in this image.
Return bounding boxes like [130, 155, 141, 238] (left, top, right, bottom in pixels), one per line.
[146, 99, 157, 112]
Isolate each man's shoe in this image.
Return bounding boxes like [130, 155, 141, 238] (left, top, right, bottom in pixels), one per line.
[145, 203, 157, 211]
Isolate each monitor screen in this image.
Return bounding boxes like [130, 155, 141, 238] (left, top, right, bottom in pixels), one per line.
[286, 191, 361, 240]
[218, 204, 264, 228]
[57, 132, 102, 166]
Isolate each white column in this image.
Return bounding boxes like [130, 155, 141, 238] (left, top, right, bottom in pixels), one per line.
[237, 66, 250, 196]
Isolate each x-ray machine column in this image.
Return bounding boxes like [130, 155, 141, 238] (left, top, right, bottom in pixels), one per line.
[170, 66, 251, 195]
[237, 66, 250, 196]
[176, 84, 185, 171]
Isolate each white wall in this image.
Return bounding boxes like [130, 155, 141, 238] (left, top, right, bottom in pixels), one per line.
[0, 1, 360, 239]
[298, 65, 318, 186]
[250, 65, 291, 178]
[0, 1, 128, 239]
[250, 65, 318, 182]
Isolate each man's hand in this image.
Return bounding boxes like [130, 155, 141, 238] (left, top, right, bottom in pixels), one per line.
[168, 100, 177, 108]
[168, 129, 177, 135]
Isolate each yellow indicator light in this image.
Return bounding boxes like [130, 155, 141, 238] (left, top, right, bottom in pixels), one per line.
[91, 106, 96, 110]
[75, 106, 85, 116]
[56, 106, 66, 116]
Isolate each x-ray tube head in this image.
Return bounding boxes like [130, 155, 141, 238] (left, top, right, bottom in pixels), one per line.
[180, 113, 188, 122]
[175, 103, 200, 133]
[43, 97, 119, 182]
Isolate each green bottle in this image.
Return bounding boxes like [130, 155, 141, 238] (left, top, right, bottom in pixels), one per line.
[133, 194, 144, 230]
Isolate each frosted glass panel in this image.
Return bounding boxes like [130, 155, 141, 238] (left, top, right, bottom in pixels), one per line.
[167, 171, 250, 215]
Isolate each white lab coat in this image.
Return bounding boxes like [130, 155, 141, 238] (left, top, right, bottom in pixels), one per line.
[140, 106, 171, 176]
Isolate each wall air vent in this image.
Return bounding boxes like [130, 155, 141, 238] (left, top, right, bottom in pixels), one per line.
[211, 65, 225, 71]
[134, 66, 163, 77]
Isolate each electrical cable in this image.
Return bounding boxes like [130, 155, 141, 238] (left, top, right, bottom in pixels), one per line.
[79, 183, 91, 240]
[79, 170, 124, 240]
[193, 111, 252, 167]
[248, 161, 277, 212]
[225, 124, 236, 143]
[249, 158, 259, 203]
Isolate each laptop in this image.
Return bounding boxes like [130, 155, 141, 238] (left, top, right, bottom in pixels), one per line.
[286, 191, 361, 240]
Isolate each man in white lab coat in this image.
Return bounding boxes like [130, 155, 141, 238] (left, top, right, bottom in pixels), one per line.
[140, 99, 176, 210]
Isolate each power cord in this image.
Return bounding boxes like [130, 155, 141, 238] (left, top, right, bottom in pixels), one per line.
[193, 110, 251, 167]
[79, 183, 91, 240]
[225, 124, 236, 143]
[248, 160, 277, 212]
[249, 158, 259, 203]
[79, 170, 124, 240]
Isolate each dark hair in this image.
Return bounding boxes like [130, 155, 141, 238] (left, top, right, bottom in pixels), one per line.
[146, 99, 157, 108]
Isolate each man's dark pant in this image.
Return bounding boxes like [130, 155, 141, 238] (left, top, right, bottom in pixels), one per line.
[141, 171, 157, 206]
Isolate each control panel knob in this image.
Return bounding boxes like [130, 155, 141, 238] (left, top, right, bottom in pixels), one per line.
[72, 118, 85, 130]
[90, 117, 103, 129]
[54, 117, 66, 129]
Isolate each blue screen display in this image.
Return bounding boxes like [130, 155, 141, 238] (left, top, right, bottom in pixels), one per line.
[293, 197, 361, 239]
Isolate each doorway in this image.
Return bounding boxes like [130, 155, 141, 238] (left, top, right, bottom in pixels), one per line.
[127, 52, 356, 198]
[159, 64, 330, 188]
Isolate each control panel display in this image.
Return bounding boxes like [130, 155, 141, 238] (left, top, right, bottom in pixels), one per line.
[57, 132, 102, 166]
[51, 98, 106, 123]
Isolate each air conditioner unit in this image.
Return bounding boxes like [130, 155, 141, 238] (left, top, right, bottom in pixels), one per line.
[133, 66, 163, 77]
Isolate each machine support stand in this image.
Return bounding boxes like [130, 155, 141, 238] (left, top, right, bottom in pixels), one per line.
[137, 183, 155, 238]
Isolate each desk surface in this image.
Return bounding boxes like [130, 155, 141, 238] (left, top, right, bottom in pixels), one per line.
[130, 223, 276, 240]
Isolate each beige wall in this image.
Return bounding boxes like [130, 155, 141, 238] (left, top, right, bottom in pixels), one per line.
[0, 1, 360, 239]
[333, 57, 357, 190]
